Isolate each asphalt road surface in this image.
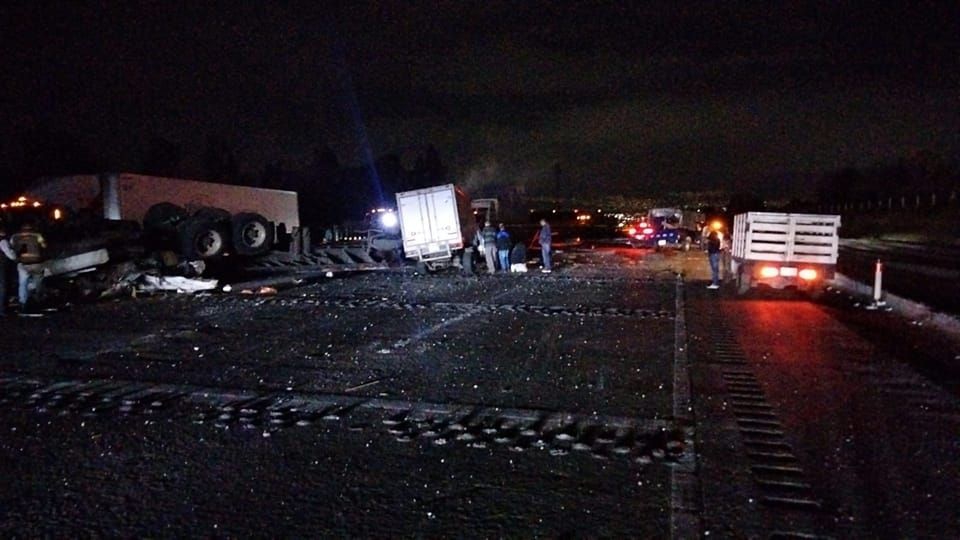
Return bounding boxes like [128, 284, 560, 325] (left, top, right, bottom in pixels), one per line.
[1, 247, 958, 537]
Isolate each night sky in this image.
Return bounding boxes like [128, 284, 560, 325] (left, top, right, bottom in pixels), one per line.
[1, 1, 958, 199]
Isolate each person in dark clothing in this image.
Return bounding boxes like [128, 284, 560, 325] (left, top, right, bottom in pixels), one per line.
[509, 242, 527, 272]
[538, 219, 552, 273]
[0, 227, 15, 314]
[706, 230, 722, 289]
[495, 223, 512, 273]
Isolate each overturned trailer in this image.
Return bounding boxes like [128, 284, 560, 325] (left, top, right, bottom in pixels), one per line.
[0, 174, 301, 300]
[2, 174, 400, 304]
[24, 173, 299, 259]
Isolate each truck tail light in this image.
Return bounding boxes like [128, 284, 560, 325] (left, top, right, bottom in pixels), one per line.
[798, 268, 818, 281]
[759, 266, 780, 278]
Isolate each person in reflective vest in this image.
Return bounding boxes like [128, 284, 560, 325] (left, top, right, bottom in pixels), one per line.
[10, 223, 47, 310]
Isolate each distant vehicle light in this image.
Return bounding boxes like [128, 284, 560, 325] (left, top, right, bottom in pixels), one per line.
[759, 266, 780, 278]
[798, 268, 818, 280]
[627, 227, 637, 236]
[6, 195, 45, 208]
[53, 208, 63, 220]
[710, 220, 723, 230]
[642, 227, 654, 235]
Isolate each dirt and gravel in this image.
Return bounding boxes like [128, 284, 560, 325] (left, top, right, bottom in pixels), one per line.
[1, 247, 958, 537]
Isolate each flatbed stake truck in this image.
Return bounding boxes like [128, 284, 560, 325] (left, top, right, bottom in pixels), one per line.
[730, 212, 841, 295]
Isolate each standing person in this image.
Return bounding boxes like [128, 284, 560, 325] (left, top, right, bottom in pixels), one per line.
[10, 223, 47, 311]
[706, 230, 722, 289]
[495, 223, 511, 273]
[0, 227, 16, 315]
[538, 218, 552, 273]
[720, 233, 732, 282]
[481, 220, 498, 274]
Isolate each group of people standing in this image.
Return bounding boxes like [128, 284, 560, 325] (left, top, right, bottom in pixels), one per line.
[478, 221, 512, 274]
[474, 218, 553, 274]
[0, 223, 47, 315]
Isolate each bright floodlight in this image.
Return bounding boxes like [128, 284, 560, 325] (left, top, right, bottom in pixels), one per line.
[380, 212, 398, 228]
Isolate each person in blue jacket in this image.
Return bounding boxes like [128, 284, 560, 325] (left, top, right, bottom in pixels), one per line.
[495, 223, 512, 273]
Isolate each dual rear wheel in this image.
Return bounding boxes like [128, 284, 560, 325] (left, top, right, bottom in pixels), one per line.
[144, 204, 273, 260]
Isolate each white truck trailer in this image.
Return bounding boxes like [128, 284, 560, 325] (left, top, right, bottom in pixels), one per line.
[395, 183, 475, 272]
[23, 173, 300, 259]
[730, 212, 841, 295]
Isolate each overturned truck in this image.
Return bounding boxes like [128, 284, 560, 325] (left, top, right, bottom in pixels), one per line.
[0, 173, 304, 297]
[24, 173, 299, 260]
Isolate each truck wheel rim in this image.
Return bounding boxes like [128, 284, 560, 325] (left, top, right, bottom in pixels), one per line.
[241, 222, 267, 248]
[196, 231, 224, 257]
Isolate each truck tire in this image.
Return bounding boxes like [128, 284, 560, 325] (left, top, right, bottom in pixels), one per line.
[178, 217, 229, 259]
[231, 212, 273, 256]
[805, 284, 825, 300]
[143, 202, 188, 233]
[461, 249, 475, 275]
[736, 268, 751, 295]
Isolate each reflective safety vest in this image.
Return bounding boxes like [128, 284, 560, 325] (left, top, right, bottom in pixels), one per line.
[10, 231, 46, 264]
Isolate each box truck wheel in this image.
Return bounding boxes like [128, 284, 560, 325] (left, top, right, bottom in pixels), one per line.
[231, 212, 273, 256]
[178, 217, 229, 259]
[736, 268, 751, 295]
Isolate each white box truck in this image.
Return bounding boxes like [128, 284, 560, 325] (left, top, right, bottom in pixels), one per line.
[395, 183, 475, 272]
[730, 212, 841, 295]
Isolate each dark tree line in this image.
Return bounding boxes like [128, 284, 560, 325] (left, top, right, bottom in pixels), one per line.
[816, 150, 958, 208]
